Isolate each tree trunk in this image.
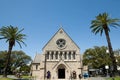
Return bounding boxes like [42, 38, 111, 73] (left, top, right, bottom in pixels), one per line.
[104, 28, 117, 76]
[3, 42, 13, 77]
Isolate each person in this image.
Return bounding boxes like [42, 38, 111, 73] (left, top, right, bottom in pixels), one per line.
[47, 71, 51, 79]
[79, 74, 82, 79]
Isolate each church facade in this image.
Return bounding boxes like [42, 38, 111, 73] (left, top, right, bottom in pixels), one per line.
[31, 28, 83, 80]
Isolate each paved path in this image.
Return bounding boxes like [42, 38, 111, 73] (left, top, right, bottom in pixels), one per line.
[0, 75, 107, 80]
[0, 75, 26, 80]
[88, 77, 106, 80]
[0, 75, 18, 79]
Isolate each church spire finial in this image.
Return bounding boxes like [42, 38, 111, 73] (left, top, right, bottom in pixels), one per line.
[59, 24, 63, 29]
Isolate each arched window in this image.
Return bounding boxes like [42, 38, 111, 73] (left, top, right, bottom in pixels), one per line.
[64, 52, 67, 59]
[55, 51, 58, 59]
[46, 52, 49, 59]
[68, 52, 71, 60]
[51, 51, 54, 59]
[36, 65, 38, 70]
[73, 51, 76, 59]
[60, 52, 62, 59]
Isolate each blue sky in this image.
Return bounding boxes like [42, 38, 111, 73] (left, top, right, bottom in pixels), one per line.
[0, 0, 120, 59]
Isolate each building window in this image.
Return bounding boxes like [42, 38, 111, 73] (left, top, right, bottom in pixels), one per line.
[64, 52, 67, 59]
[68, 52, 71, 60]
[55, 51, 58, 59]
[36, 65, 38, 70]
[47, 52, 49, 59]
[51, 51, 54, 59]
[73, 51, 76, 59]
[60, 52, 62, 59]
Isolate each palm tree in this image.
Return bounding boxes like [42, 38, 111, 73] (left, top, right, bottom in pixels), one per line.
[90, 12, 120, 76]
[0, 25, 26, 77]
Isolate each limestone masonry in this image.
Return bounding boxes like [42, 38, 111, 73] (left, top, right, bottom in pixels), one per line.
[31, 28, 83, 80]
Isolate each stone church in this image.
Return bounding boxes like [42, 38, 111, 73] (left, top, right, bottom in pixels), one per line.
[31, 28, 83, 80]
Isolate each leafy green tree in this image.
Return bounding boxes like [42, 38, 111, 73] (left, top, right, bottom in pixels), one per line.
[0, 51, 7, 74]
[83, 46, 111, 69]
[114, 49, 120, 66]
[0, 50, 31, 74]
[0, 25, 26, 77]
[90, 12, 120, 75]
[11, 51, 31, 73]
[20, 64, 31, 75]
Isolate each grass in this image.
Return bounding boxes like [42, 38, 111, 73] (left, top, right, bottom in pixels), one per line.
[0, 78, 13, 80]
[106, 76, 120, 80]
[21, 75, 32, 79]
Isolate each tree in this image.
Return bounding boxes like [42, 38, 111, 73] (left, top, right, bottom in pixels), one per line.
[0, 51, 7, 74]
[11, 51, 31, 73]
[114, 49, 120, 66]
[0, 25, 26, 77]
[0, 50, 31, 75]
[90, 12, 120, 76]
[20, 65, 31, 75]
[83, 46, 111, 69]
[83, 46, 111, 76]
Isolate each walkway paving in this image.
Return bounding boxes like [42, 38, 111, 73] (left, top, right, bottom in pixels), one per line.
[88, 77, 106, 80]
[0, 75, 17, 79]
[0, 75, 107, 80]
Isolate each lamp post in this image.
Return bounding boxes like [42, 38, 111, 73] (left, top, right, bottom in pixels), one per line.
[106, 49, 110, 77]
[105, 65, 109, 77]
[106, 49, 116, 77]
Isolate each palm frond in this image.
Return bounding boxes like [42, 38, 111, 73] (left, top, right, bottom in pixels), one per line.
[90, 12, 120, 36]
[0, 25, 26, 48]
[110, 23, 120, 28]
[16, 28, 24, 35]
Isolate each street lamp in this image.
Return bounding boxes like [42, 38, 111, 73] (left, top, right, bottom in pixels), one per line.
[106, 49, 109, 53]
[105, 65, 109, 77]
[106, 49, 109, 77]
[106, 49, 116, 77]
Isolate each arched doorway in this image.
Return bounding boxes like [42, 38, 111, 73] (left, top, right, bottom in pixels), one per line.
[58, 68, 65, 78]
[57, 64, 66, 79]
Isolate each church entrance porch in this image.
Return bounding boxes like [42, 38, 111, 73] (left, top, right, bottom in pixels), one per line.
[58, 68, 65, 79]
[57, 64, 66, 79]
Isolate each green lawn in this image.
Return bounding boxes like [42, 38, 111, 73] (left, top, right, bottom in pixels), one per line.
[22, 76, 32, 79]
[106, 76, 120, 80]
[0, 78, 13, 80]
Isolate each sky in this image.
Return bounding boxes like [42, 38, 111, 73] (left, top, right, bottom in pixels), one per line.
[0, 0, 120, 59]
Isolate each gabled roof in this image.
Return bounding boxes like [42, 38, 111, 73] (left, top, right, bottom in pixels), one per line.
[32, 54, 41, 63]
[42, 27, 80, 50]
[52, 59, 71, 70]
